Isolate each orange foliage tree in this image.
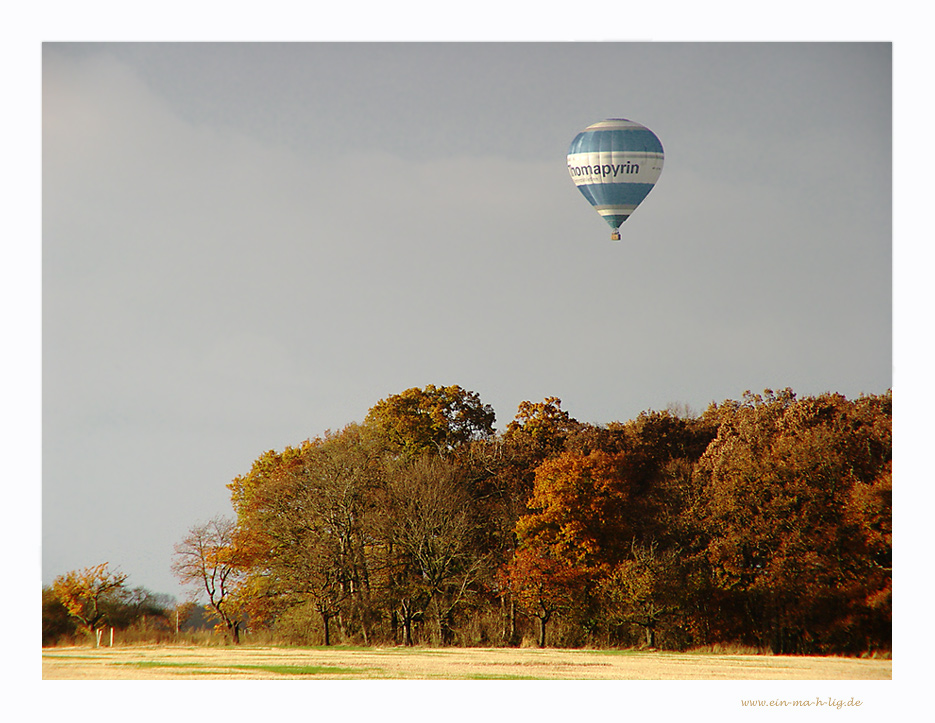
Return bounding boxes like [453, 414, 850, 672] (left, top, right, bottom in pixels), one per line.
[52, 563, 128, 643]
[687, 390, 892, 653]
[518, 448, 638, 572]
[500, 545, 587, 647]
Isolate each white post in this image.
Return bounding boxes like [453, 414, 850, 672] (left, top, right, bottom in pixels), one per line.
[110, 627, 114, 647]
[95, 629, 102, 647]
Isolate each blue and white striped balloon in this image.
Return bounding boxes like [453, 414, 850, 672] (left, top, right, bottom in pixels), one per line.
[567, 119, 664, 240]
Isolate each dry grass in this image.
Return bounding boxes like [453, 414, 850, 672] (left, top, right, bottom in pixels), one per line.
[41, 644, 892, 680]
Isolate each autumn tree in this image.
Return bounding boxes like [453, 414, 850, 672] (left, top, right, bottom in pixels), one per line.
[364, 384, 496, 457]
[494, 398, 581, 527]
[686, 390, 892, 653]
[500, 447, 635, 646]
[228, 445, 310, 534]
[500, 545, 587, 647]
[380, 454, 488, 645]
[598, 539, 684, 648]
[172, 517, 245, 643]
[229, 424, 387, 644]
[503, 398, 578, 469]
[260, 505, 349, 646]
[247, 426, 382, 645]
[517, 447, 640, 573]
[52, 563, 128, 645]
[226, 443, 314, 627]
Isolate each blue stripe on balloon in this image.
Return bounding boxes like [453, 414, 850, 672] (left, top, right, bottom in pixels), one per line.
[600, 214, 629, 229]
[568, 129, 664, 155]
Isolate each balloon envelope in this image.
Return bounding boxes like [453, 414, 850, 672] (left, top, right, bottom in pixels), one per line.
[567, 119, 664, 234]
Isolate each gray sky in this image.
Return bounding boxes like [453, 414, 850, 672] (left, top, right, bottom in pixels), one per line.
[42, 42, 892, 599]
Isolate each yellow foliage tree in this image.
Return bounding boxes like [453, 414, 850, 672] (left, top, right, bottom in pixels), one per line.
[52, 563, 128, 643]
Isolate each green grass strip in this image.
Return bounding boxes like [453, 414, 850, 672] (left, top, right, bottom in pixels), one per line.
[116, 661, 205, 668]
[466, 673, 538, 680]
[226, 664, 365, 676]
[113, 660, 369, 676]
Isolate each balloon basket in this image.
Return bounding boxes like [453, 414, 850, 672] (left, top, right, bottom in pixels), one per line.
[611, 231, 621, 241]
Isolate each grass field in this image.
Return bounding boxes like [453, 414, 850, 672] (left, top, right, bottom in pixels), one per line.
[41, 645, 892, 680]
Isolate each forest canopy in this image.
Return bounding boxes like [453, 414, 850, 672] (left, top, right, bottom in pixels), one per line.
[178, 385, 891, 654]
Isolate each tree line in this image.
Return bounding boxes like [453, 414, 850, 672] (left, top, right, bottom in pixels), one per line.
[170, 384, 890, 654]
[44, 384, 890, 653]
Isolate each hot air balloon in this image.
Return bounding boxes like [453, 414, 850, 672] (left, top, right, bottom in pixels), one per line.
[567, 118, 664, 241]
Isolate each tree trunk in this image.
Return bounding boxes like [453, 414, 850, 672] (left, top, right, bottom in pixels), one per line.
[538, 608, 553, 648]
[322, 612, 331, 646]
[399, 601, 415, 647]
[359, 611, 370, 646]
[354, 527, 374, 645]
[430, 597, 443, 646]
[508, 598, 519, 647]
[442, 609, 455, 646]
[645, 624, 656, 648]
[404, 613, 413, 647]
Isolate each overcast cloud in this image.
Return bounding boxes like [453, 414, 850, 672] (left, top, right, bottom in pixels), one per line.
[42, 42, 891, 598]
